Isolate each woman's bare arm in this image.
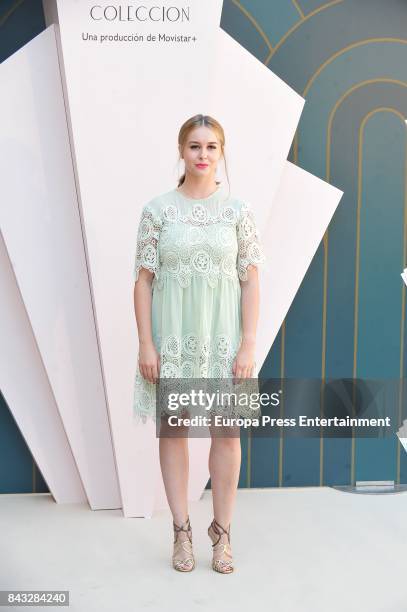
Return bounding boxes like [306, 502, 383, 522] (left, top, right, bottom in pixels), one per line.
[233, 265, 260, 378]
[134, 268, 160, 383]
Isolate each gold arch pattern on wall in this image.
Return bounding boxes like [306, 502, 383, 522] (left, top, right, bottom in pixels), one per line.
[325, 90, 407, 485]
[265, 0, 344, 63]
[0, 0, 26, 28]
[355, 107, 407, 484]
[291, 0, 305, 20]
[231, 8, 407, 485]
[323, 79, 407, 382]
[291, 80, 407, 486]
[354, 106, 406, 381]
[230, 0, 273, 53]
[324, 83, 407, 484]
[229, 0, 344, 61]
[303, 39, 407, 97]
[290, 34, 407, 482]
[327, 90, 406, 485]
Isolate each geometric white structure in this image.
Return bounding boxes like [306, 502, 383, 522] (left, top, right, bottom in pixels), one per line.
[39, 0, 343, 518]
[0, 26, 121, 509]
[0, 233, 86, 503]
[36, 0, 343, 518]
[258, 160, 343, 363]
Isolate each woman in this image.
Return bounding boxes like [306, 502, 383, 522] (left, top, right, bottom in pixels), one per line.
[133, 114, 265, 573]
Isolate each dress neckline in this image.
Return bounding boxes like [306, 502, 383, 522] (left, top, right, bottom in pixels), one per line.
[174, 183, 222, 203]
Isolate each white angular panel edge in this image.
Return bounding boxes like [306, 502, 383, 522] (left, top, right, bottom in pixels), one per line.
[256, 161, 343, 370]
[0, 234, 86, 503]
[0, 25, 121, 509]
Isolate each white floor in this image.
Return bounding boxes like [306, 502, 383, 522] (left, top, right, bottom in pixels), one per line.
[0, 487, 405, 612]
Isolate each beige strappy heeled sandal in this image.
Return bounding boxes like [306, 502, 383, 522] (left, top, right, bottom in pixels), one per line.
[208, 518, 234, 573]
[172, 516, 195, 572]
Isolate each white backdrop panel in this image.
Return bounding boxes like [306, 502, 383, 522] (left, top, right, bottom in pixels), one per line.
[49, 0, 330, 517]
[0, 233, 86, 503]
[257, 161, 343, 367]
[208, 29, 304, 230]
[0, 26, 120, 510]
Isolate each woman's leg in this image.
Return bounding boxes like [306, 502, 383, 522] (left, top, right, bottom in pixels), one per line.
[207, 425, 240, 571]
[159, 415, 196, 570]
[158, 416, 190, 526]
[208, 425, 241, 527]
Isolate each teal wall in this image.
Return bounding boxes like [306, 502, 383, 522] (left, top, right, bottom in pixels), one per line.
[1, 0, 407, 492]
[220, 0, 407, 488]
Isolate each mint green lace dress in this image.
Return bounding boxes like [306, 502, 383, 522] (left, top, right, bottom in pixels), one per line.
[133, 184, 266, 424]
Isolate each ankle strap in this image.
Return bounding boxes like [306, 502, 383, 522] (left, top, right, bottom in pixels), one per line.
[173, 516, 192, 541]
[210, 518, 231, 546]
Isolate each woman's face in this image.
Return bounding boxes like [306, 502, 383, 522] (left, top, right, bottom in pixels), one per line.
[180, 126, 223, 181]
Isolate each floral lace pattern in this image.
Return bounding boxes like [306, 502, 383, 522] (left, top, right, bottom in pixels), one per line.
[134, 207, 163, 282]
[133, 332, 260, 424]
[133, 198, 265, 287]
[158, 332, 238, 378]
[237, 203, 266, 281]
[133, 190, 265, 424]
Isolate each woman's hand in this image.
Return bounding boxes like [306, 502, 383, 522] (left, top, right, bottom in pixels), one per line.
[232, 339, 256, 380]
[138, 341, 160, 384]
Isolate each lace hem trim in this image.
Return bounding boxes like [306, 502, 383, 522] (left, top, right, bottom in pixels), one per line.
[133, 333, 261, 424]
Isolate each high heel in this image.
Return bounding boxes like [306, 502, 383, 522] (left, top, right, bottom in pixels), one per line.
[172, 516, 195, 572]
[208, 518, 234, 573]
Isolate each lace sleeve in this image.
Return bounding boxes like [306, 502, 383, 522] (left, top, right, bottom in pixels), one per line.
[134, 205, 162, 282]
[236, 202, 266, 282]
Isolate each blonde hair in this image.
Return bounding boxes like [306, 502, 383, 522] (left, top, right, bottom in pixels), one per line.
[177, 114, 230, 194]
